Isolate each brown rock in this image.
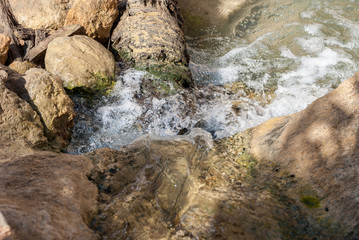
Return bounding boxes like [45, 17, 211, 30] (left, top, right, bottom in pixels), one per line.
[45, 35, 116, 92]
[25, 24, 86, 64]
[23, 68, 76, 149]
[0, 67, 48, 149]
[0, 34, 11, 64]
[0, 150, 98, 240]
[65, 0, 118, 42]
[250, 71, 359, 236]
[8, 0, 73, 30]
[8, 60, 37, 74]
[111, 0, 191, 85]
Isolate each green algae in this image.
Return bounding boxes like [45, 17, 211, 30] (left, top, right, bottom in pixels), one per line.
[300, 196, 320, 209]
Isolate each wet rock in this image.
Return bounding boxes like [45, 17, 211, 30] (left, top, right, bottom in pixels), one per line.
[8, 60, 37, 74]
[111, 0, 191, 85]
[45, 35, 115, 92]
[0, 66, 48, 149]
[65, 0, 118, 42]
[8, 0, 73, 30]
[23, 68, 76, 149]
[0, 34, 11, 64]
[0, 150, 98, 240]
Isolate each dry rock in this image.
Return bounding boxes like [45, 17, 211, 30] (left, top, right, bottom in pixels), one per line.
[8, 60, 37, 74]
[0, 34, 11, 65]
[0, 150, 98, 240]
[23, 68, 76, 149]
[45, 35, 116, 92]
[8, 0, 73, 30]
[65, 0, 118, 42]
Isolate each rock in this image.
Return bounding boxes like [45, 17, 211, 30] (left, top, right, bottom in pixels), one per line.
[0, 150, 98, 240]
[0, 67, 48, 150]
[0, 212, 15, 240]
[65, 0, 118, 42]
[8, 60, 37, 74]
[25, 24, 86, 64]
[0, 34, 11, 64]
[45, 35, 116, 92]
[111, 0, 191, 86]
[8, 0, 73, 30]
[249, 71, 359, 237]
[23, 68, 76, 149]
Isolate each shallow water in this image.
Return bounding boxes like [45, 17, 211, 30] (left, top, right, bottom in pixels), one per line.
[67, 0, 359, 154]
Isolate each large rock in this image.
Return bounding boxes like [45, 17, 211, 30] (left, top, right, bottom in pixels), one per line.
[45, 35, 116, 92]
[111, 0, 191, 86]
[23, 68, 76, 149]
[65, 0, 118, 42]
[8, 0, 73, 30]
[0, 34, 11, 64]
[0, 150, 98, 240]
[0, 68, 47, 150]
[249, 71, 359, 237]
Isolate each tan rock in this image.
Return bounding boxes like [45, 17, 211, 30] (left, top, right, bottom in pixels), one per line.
[8, 0, 73, 30]
[250, 71, 359, 235]
[0, 67, 48, 149]
[8, 60, 37, 74]
[111, 0, 191, 85]
[45, 35, 116, 92]
[65, 0, 118, 42]
[0, 34, 11, 65]
[0, 150, 98, 240]
[23, 68, 76, 149]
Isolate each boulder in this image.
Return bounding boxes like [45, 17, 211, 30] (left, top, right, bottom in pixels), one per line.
[23, 68, 76, 149]
[65, 0, 118, 42]
[0, 150, 98, 240]
[111, 0, 191, 85]
[45, 35, 116, 92]
[0, 68, 48, 150]
[0, 34, 11, 64]
[8, 0, 73, 30]
[25, 24, 86, 64]
[8, 60, 37, 74]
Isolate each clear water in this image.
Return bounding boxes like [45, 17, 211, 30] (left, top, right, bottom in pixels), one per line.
[67, 0, 359, 154]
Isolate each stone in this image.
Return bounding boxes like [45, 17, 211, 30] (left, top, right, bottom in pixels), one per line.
[0, 34, 11, 64]
[8, 60, 37, 74]
[23, 68, 76, 149]
[111, 0, 191, 85]
[0, 150, 98, 240]
[45, 35, 116, 92]
[25, 24, 86, 63]
[0, 66, 48, 150]
[8, 0, 73, 30]
[249, 71, 359, 237]
[65, 0, 118, 42]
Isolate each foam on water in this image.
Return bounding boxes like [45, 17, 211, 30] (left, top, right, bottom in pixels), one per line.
[68, 0, 359, 154]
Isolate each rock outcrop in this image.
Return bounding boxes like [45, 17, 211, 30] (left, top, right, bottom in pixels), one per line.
[0, 149, 98, 240]
[65, 0, 118, 42]
[0, 34, 10, 64]
[45, 35, 116, 92]
[111, 0, 191, 86]
[8, 0, 72, 30]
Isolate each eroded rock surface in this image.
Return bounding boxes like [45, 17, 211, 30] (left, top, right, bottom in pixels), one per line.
[45, 35, 116, 92]
[65, 0, 118, 42]
[0, 34, 11, 65]
[111, 0, 191, 85]
[8, 0, 73, 30]
[8, 60, 37, 74]
[0, 150, 98, 240]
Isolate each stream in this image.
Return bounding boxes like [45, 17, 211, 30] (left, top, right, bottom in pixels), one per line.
[67, 0, 359, 154]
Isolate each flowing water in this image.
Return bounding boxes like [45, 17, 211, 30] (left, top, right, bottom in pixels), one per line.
[67, 0, 359, 154]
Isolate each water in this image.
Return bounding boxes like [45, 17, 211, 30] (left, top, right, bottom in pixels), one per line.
[67, 0, 359, 154]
